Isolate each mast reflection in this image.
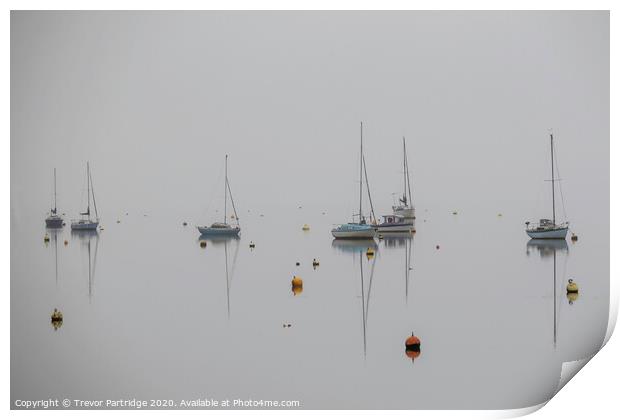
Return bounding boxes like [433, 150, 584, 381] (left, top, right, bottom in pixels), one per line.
[72, 230, 99, 302]
[199, 234, 240, 319]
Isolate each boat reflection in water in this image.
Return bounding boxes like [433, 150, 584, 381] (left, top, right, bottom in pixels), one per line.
[526, 239, 568, 258]
[357, 249, 377, 358]
[380, 232, 415, 301]
[199, 234, 240, 319]
[46, 229, 60, 287]
[331, 239, 377, 254]
[46, 229, 62, 330]
[71, 229, 99, 302]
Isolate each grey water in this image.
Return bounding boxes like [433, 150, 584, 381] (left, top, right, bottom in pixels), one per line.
[11, 11, 609, 409]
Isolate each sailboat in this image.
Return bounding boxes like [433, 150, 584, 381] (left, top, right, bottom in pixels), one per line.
[71, 162, 99, 231]
[331, 122, 377, 239]
[197, 155, 241, 236]
[392, 137, 415, 219]
[45, 168, 63, 228]
[525, 133, 569, 239]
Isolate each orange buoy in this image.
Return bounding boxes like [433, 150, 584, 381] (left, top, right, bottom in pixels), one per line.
[571, 233, 578, 242]
[292, 283, 303, 296]
[405, 332, 421, 361]
[64, 240, 68, 246]
[292, 276, 303, 288]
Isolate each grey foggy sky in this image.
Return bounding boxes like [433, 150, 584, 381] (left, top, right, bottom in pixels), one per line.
[11, 11, 608, 225]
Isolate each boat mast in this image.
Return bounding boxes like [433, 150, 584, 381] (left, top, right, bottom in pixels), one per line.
[86, 162, 90, 217]
[224, 155, 228, 223]
[550, 133, 556, 225]
[359, 122, 363, 223]
[53, 168, 57, 214]
[402, 138, 407, 206]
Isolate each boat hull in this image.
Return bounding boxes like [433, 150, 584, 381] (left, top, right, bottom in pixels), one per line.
[45, 217, 63, 228]
[197, 226, 240, 236]
[331, 229, 376, 239]
[71, 220, 99, 231]
[526, 227, 568, 239]
[376, 223, 414, 233]
[392, 206, 415, 219]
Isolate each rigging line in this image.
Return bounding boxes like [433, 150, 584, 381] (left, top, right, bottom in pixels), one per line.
[552, 138, 568, 222]
[362, 155, 377, 223]
[226, 178, 240, 226]
[404, 138, 413, 204]
[89, 166, 99, 219]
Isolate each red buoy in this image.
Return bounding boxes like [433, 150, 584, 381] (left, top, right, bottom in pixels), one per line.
[405, 332, 421, 361]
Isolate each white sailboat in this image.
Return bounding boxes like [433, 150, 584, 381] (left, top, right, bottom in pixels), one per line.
[71, 162, 99, 231]
[45, 168, 63, 228]
[331, 122, 377, 239]
[392, 137, 415, 219]
[197, 155, 241, 236]
[525, 133, 569, 240]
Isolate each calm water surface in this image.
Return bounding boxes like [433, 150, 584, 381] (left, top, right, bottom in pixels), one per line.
[11, 202, 608, 409]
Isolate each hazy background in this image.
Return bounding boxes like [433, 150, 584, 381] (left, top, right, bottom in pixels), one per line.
[11, 11, 609, 409]
[11, 11, 608, 222]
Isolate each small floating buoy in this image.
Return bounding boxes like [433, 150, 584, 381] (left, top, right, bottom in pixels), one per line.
[405, 332, 421, 361]
[312, 258, 320, 267]
[452, 211, 458, 215]
[260, 214, 264, 217]
[51, 308, 63, 330]
[302, 224, 310, 231]
[64, 240, 68, 246]
[116, 220, 120, 223]
[44, 234, 50, 242]
[295, 262, 300, 266]
[436, 245, 440, 250]
[183, 222, 187, 226]
[567, 279, 579, 293]
[412, 228, 417, 233]
[292, 282, 303, 296]
[366, 247, 375, 257]
[567, 292, 579, 304]
[571, 233, 578, 242]
[498, 213, 503, 217]
[292, 276, 303, 295]
[249, 241, 255, 249]
[62, 222, 66, 226]
[199, 241, 207, 248]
